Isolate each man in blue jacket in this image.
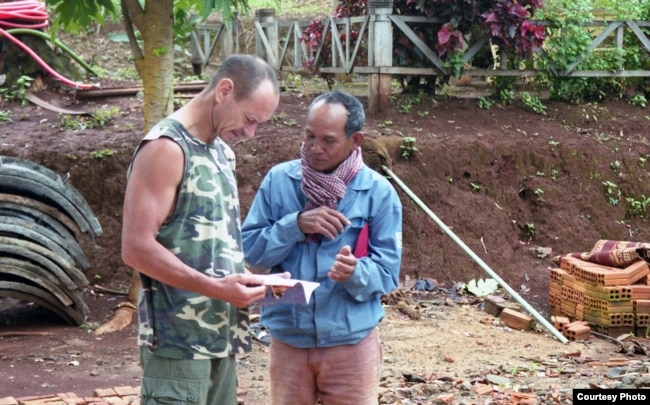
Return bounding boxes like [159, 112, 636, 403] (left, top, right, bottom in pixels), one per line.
[242, 90, 403, 405]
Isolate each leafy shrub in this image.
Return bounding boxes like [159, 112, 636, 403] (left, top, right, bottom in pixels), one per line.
[536, 0, 650, 103]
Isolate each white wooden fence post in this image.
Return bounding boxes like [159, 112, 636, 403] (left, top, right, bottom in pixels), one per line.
[221, 13, 237, 59]
[367, 1, 393, 116]
[255, 8, 278, 68]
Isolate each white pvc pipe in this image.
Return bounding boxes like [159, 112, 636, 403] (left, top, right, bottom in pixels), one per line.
[382, 165, 568, 344]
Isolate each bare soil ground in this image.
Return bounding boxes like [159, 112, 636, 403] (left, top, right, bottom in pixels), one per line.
[2, 20, 650, 405]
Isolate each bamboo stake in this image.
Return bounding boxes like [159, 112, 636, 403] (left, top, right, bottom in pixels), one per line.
[382, 165, 569, 344]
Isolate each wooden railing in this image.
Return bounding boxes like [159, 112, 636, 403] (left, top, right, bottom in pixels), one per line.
[189, 4, 650, 114]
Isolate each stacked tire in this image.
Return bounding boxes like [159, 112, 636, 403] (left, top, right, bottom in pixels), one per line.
[0, 156, 102, 325]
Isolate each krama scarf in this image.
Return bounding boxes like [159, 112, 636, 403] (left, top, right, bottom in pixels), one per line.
[300, 142, 363, 242]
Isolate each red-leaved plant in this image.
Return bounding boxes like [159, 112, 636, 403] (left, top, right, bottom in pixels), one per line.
[482, 0, 545, 58]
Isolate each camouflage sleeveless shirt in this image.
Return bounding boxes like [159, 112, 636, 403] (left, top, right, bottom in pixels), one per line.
[133, 119, 251, 359]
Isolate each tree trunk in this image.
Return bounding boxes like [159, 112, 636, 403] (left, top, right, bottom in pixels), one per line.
[122, 0, 175, 132]
[103, 0, 175, 323]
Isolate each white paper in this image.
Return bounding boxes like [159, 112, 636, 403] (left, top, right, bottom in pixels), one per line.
[256, 275, 320, 305]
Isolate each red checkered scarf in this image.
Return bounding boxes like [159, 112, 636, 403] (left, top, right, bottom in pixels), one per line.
[300, 142, 363, 242]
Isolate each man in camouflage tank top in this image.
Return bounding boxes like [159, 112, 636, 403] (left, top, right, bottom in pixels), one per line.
[122, 54, 280, 405]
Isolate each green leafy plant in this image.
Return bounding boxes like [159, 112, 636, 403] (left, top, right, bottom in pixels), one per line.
[400, 136, 418, 159]
[629, 94, 647, 107]
[498, 88, 515, 106]
[58, 106, 119, 130]
[521, 92, 547, 115]
[550, 169, 559, 180]
[92, 106, 120, 127]
[91, 149, 116, 159]
[392, 92, 424, 114]
[477, 96, 494, 110]
[536, 0, 650, 103]
[524, 222, 536, 237]
[0, 110, 11, 122]
[602, 180, 620, 206]
[443, 50, 465, 78]
[490, 76, 517, 106]
[625, 195, 650, 218]
[0, 75, 34, 106]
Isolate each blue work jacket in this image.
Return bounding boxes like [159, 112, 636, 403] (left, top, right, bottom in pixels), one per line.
[242, 159, 403, 348]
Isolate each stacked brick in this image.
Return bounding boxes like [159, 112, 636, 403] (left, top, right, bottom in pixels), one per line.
[552, 318, 592, 341]
[549, 256, 650, 337]
[0, 386, 140, 405]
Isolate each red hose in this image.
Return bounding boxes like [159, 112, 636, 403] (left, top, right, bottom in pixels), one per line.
[0, 0, 95, 89]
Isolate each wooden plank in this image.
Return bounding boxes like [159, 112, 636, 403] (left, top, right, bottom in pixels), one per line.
[389, 16, 447, 73]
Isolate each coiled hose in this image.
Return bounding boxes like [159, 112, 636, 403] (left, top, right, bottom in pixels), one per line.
[0, 0, 95, 89]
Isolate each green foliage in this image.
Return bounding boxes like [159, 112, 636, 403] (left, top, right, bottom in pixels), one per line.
[46, 0, 250, 40]
[477, 96, 494, 110]
[490, 76, 516, 105]
[91, 149, 117, 159]
[93, 106, 120, 126]
[58, 106, 120, 130]
[602, 180, 620, 206]
[498, 88, 515, 106]
[524, 222, 536, 237]
[549, 169, 559, 180]
[589, 0, 650, 20]
[444, 51, 465, 79]
[195, 0, 252, 21]
[629, 95, 647, 107]
[46, 0, 118, 32]
[400, 136, 418, 160]
[520, 92, 547, 115]
[536, 0, 650, 103]
[0, 110, 12, 122]
[625, 195, 650, 218]
[390, 92, 424, 114]
[0, 75, 34, 106]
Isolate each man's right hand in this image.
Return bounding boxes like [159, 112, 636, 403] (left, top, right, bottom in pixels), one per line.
[297, 207, 350, 240]
[219, 273, 268, 307]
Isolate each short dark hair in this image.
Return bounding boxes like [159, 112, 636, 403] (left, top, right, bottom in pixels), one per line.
[308, 91, 365, 138]
[208, 54, 279, 99]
